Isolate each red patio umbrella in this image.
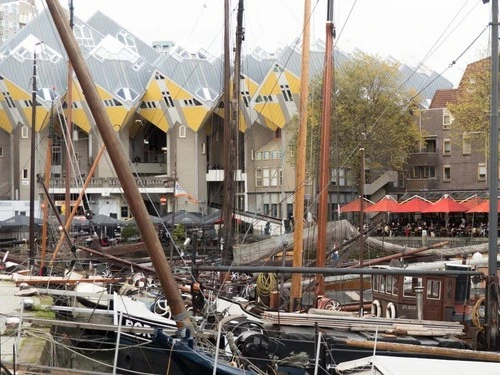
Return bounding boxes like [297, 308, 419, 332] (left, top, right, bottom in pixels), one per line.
[392, 195, 431, 213]
[460, 196, 485, 210]
[365, 195, 400, 213]
[339, 197, 374, 213]
[467, 200, 500, 213]
[420, 194, 468, 213]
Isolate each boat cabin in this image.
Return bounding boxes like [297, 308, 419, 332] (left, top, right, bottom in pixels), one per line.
[371, 265, 471, 321]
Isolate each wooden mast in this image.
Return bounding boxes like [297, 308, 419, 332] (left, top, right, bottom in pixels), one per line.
[290, 0, 311, 311]
[45, 0, 193, 331]
[315, 0, 334, 297]
[221, 0, 244, 266]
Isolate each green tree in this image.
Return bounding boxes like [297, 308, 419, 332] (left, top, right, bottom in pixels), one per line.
[288, 51, 421, 184]
[448, 58, 490, 153]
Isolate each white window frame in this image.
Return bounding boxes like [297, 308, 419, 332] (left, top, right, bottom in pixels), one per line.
[263, 168, 270, 187]
[443, 139, 451, 155]
[443, 111, 452, 130]
[255, 169, 262, 187]
[478, 163, 487, 181]
[178, 125, 186, 138]
[270, 168, 278, 187]
[21, 125, 29, 138]
[462, 135, 471, 155]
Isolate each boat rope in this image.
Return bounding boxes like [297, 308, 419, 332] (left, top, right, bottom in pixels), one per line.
[471, 296, 486, 331]
[256, 272, 277, 296]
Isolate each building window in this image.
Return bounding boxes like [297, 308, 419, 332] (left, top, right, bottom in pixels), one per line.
[0, 146, 3, 157]
[462, 135, 471, 155]
[178, 125, 186, 138]
[270, 168, 278, 186]
[201, 142, 206, 155]
[21, 125, 29, 138]
[52, 145, 62, 165]
[251, 149, 255, 160]
[255, 169, 262, 187]
[443, 165, 451, 182]
[423, 138, 437, 153]
[443, 139, 451, 155]
[332, 168, 346, 186]
[121, 206, 129, 218]
[263, 203, 270, 215]
[410, 166, 436, 179]
[271, 204, 278, 216]
[443, 113, 452, 130]
[22, 168, 28, 179]
[263, 168, 270, 186]
[478, 163, 487, 181]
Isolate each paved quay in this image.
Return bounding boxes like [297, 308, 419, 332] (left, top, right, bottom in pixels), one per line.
[0, 276, 30, 367]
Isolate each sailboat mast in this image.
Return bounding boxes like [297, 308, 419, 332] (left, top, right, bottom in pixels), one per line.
[315, 0, 334, 297]
[221, 0, 244, 265]
[486, 0, 499, 352]
[65, 0, 75, 226]
[290, 0, 311, 311]
[45, 0, 193, 331]
[29, 42, 42, 269]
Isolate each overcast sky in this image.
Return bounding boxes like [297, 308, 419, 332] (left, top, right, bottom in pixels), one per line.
[39, 0, 494, 86]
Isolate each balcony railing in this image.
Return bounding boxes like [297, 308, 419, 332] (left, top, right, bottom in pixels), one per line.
[206, 169, 246, 182]
[49, 177, 166, 189]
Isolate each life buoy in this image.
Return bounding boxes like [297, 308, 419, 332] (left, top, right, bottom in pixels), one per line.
[371, 299, 381, 317]
[386, 302, 397, 319]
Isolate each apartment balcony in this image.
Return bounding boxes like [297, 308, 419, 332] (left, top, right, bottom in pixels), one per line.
[406, 152, 439, 167]
[206, 169, 247, 182]
[130, 162, 167, 175]
[48, 176, 167, 191]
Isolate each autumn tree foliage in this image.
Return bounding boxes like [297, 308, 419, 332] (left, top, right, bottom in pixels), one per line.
[448, 58, 490, 153]
[288, 52, 421, 185]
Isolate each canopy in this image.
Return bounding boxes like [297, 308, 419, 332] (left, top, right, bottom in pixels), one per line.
[467, 200, 500, 213]
[420, 194, 467, 213]
[162, 210, 202, 226]
[365, 195, 400, 213]
[199, 210, 223, 225]
[88, 214, 127, 227]
[0, 215, 42, 229]
[392, 195, 431, 213]
[126, 215, 163, 225]
[339, 197, 374, 213]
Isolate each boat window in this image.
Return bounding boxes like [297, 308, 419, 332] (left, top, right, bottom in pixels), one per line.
[392, 276, 399, 295]
[386, 275, 393, 294]
[372, 275, 379, 291]
[403, 276, 422, 297]
[380, 275, 386, 293]
[427, 280, 441, 300]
